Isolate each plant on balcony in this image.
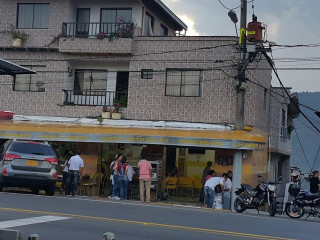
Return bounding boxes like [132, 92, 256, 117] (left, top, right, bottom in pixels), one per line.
[111, 101, 123, 120]
[0, 25, 29, 46]
[107, 19, 135, 41]
[101, 106, 111, 119]
[96, 32, 107, 40]
[113, 102, 121, 113]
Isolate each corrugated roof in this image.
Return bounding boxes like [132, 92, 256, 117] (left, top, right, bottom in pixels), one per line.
[0, 58, 36, 76]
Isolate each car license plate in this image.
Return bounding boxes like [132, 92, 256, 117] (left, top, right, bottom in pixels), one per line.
[27, 160, 38, 166]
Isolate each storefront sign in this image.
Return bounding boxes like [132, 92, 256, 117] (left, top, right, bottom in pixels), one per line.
[0, 130, 265, 151]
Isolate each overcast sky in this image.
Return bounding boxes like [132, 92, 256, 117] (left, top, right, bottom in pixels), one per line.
[162, 0, 320, 93]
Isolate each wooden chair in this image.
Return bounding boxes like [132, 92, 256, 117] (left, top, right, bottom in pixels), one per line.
[81, 173, 98, 195]
[165, 177, 178, 197]
[177, 177, 194, 196]
[193, 176, 203, 197]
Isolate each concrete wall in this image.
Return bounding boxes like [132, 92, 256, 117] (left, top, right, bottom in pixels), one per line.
[0, 0, 70, 48]
[126, 36, 272, 127]
[0, 36, 273, 127]
[270, 87, 292, 155]
[0, 50, 132, 117]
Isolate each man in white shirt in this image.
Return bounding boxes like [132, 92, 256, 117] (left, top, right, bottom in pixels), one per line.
[222, 173, 232, 210]
[204, 173, 224, 208]
[65, 151, 84, 196]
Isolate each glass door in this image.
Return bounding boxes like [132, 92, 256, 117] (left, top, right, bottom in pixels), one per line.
[76, 8, 90, 37]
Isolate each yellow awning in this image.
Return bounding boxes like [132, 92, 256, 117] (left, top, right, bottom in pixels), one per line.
[0, 120, 266, 151]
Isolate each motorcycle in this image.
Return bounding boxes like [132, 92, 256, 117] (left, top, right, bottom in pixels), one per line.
[285, 184, 320, 219]
[234, 180, 279, 216]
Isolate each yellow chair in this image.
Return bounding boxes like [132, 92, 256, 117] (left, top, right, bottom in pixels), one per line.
[193, 176, 203, 197]
[165, 177, 178, 196]
[177, 177, 194, 196]
[81, 173, 98, 195]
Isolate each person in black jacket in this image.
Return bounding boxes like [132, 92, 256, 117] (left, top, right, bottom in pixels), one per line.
[310, 171, 320, 194]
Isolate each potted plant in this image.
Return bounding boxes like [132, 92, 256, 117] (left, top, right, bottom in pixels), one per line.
[1, 25, 29, 47]
[101, 106, 111, 119]
[96, 32, 107, 40]
[111, 102, 122, 119]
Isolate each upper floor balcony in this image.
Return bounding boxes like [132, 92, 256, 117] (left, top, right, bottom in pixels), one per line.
[59, 21, 134, 54]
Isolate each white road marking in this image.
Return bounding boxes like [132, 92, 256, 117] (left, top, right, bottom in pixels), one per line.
[172, 204, 201, 209]
[0, 215, 70, 229]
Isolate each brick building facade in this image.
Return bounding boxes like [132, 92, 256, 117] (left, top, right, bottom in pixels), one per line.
[0, 0, 295, 202]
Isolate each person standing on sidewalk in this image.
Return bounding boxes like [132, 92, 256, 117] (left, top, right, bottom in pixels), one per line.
[115, 157, 128, 200]
[222, 173, 232, 210]
[126, 159, 133, 200]
[200, 161, 213, 202]
[111, 153, 123, 200]
[138, 153, 152, 203]
[61, 151, 73, 194]
[310, 170, 320, 194]
[66, 151, 84, 196]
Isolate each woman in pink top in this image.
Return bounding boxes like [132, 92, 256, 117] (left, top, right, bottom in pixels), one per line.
[138, 153, 152, 203]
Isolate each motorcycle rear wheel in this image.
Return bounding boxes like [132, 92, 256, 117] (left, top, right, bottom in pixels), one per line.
[268, 197, 277, 217]
[285, 202, 304, 219]
[234, 197, 246, 213]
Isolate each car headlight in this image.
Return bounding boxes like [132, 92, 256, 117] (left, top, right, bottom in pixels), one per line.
[268, 184, 276, 192]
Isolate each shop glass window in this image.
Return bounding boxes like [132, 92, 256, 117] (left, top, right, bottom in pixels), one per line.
[141, 69, 153, 79]
[14, 66, 45, 92]
[165, 69, 202, 97]
[74, 70, 108, 95]
[17, 4, 50, 29]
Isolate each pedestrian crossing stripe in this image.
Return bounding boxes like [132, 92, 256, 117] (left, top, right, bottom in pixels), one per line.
[0, 216, 70, 229]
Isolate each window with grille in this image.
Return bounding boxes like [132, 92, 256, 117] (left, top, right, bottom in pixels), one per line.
[141, 69, 153, 79]
[165, 69, 202, 97]
[17, 4, 50, 29]
[74, 70, 108, 95]
[14, 65, 45, 92]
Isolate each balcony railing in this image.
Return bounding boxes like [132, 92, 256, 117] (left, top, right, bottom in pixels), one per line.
[280, 126, 291, 140]
[63, 90, 128, 106]
[62, 22, 134, 38]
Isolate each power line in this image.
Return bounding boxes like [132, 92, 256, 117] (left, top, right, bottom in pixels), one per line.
[311, 145, 320, 171]
[295, 117, 320, 137]
[294, 128, 313, 172]
[218, 0, 254, 10]
[262, 52, 320, 134]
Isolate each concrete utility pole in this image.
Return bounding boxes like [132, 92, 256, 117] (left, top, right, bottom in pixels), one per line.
[235, 0, 247, 130]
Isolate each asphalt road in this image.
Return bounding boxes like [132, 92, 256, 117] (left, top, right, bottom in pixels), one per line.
[0, 191, 319, 240]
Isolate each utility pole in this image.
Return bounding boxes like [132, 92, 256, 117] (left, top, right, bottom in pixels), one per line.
[236, 0, 247, 130]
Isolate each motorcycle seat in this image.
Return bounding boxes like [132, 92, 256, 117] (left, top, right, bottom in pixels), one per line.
[242, 184, 254, 191]
[305, 192, 320, 200]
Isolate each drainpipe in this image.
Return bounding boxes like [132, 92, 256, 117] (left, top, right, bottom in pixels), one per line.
[267, 135, 271, 181]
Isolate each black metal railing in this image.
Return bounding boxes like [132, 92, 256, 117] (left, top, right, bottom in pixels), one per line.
[280, 126, 291, 140]
[62, 22, 134, 38]
[63, 90, 128, 106]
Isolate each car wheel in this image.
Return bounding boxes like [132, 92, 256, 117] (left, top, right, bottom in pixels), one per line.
[0, 182, 4, 192]
[45, 184, 56, 196]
